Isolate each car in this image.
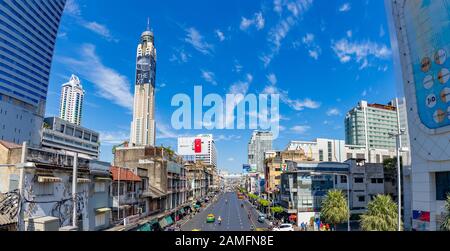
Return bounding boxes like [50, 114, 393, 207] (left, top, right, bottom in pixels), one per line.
[273, 224, 295, 231]
[206, 214, 215, 223]
[257, 214, 266, 223]
[192, 229, 201, 231]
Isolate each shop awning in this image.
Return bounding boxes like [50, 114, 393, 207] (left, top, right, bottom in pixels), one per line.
[165, 216, 174, 226]
[96, 208, 112, 214]
[77, 178, 91, 183]
[37, 176, 62, 183]
[95, 177, 112, 181]
[159, 218, 168, 228]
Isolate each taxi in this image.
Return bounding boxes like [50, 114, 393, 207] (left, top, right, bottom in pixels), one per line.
[206, 214, 215, 223]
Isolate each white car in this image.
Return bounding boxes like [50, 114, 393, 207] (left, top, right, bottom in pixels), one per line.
[273, 224, 295, 231]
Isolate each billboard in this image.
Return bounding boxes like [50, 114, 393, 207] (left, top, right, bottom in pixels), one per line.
[402, 0, 450, 130]
[177, 136, 209, 155]
[136, 54, 155, 86]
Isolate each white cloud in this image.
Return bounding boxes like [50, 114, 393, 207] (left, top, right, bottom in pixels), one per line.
[100, 131, 129, 145]
[261, 0, 313, 67]
[267, 73, 277, 85]
[170, 49, 190, 63]
[185, 27, 213, 55]
[201, 70, 217, 85]
[57, 44, 134, 111]
[301, 33, 321, 60]
[215, 29, 225, 41]
[326, 108, 341, 116]
[339, 3, 351, 12]
[227, 157, 235, 162]
[331, 38, 392, 69]
[82, 21, 117, 42]
[65, 0, 81, 16]
[240, 12, 265, 31]
[263, 83, 321, 111]
[291, 125, 311, 134]
[64, 0, 117, 42]
[157, 120, 181, 139]
[216, 134, 242, 142]
[233, 60, 243, 73]
[346, 30, 353, 38]
[274, 0, 283, 14]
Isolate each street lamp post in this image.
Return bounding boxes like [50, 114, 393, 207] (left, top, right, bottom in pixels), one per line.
[389, 129, 406, 232]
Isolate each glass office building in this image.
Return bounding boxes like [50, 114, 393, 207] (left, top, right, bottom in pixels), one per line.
[0, 0, 66, 145]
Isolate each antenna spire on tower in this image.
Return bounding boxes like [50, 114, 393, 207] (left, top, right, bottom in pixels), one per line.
[147, 17, 150, 31]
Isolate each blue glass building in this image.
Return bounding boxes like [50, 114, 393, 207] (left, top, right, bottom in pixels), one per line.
[0, 0, 66, 145]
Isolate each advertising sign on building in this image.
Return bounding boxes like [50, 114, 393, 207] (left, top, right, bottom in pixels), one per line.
[136, 55, 154, 86]
[178, 137, 208, 155]
[400, 1, 450, 130]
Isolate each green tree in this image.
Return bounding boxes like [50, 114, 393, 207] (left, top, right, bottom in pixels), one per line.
[441, 194, 450, 231]
[271, 206, 284, 214]
[360, 195, 401, 231]
[320, 190, 349, 230]
[258, 199, 270, 207]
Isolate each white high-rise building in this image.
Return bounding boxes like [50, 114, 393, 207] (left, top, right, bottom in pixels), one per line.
[248, 131, 273, 173]
[0, 0, 67, 146]
[178, 134, 217, 167]
[59, 75, 85, 126]
[130, 22, 157, 146]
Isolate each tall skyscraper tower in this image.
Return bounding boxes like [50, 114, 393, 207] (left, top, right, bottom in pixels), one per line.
[59, 75, 85, 126]
[0, 0, 67, 146]
[130, 21, 157, 146]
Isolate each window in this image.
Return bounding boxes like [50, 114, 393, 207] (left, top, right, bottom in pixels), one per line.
[377, 178, 383, 184]
[319, 150, 324, 162]
[354, 177, 364, 183]
[35, 183, 54, 196]
[9, 174, 19, 191]
[436, 172, 450, 201]
[358, 196, 365, 202]
[95, 213, 106, 227]
[340, 175, 347, 183]
[95, 182, 106, 193]
[371, 178, 377, 184]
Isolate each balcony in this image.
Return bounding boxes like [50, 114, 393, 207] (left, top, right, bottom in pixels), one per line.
[112, 192, 139, 207]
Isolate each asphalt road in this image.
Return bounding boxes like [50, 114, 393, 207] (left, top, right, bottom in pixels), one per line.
[180, 192, 269, 231]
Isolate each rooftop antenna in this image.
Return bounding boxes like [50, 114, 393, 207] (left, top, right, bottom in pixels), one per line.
[147, 17, 150, 31]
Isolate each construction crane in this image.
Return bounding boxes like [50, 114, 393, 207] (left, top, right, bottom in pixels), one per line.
[112, 141, 129, 154]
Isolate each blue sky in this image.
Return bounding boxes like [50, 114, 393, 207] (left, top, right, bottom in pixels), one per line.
[45, 0, 398, 173]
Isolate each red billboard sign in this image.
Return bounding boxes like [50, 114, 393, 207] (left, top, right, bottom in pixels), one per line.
[194, 138, 202, 153]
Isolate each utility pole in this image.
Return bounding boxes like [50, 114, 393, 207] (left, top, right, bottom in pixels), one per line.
[72, 153, 78, 228]
[18, 142, 28, 231]
[117, 167, 121, 221]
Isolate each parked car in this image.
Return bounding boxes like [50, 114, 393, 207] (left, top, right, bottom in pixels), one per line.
[273, 223, 294, 231]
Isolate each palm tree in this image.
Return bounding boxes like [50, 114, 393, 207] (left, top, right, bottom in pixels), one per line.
[320, 190, 349, 231]
[360, 195, 401, 231]
[441, 194, 450, 231]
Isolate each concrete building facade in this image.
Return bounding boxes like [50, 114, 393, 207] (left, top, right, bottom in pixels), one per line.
[42, 117, 100, 159]
[0, 141, 112, 231]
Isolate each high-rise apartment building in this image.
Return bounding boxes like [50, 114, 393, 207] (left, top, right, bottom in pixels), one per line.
[345, 101, 400, 156]
[178, 134, 217, 168]
[59, 75, 84, 126]
[248, 131, 273, 173]
[0, 0, 67, 146]
[130, 22, 157, 146]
